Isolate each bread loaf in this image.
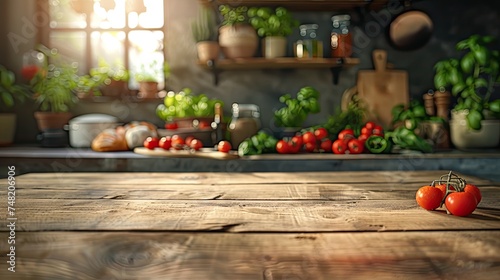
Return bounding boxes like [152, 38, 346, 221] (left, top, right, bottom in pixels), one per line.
[91, 121, 157, 152]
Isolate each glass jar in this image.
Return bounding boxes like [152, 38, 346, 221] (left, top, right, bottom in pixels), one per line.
[331, 15, 352, 58]
[21, 50, 45, 81]
[228, 103, 261, 149]
[294, 24, 323, 58]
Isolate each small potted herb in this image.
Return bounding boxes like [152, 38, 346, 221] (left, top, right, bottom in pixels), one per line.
[433, 34, 500, 149]
[247, 7, 298, 58]
[191, 6, 220, 62]
[274, 86, 320, 136]
[218, 5, 258, 59]
[88, 59, 130, 97]
[134, 60, 169, 99]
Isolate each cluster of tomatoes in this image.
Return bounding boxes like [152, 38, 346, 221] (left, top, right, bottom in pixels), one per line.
[416, 171, 482, 217]
[332, 122, 384, 154]
[143, 135, 232, 153]
[275, 127, 332, 154]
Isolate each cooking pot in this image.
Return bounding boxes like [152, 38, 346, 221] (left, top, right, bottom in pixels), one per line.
[388, 0, 433, 51]
[66, 114, 119, 148]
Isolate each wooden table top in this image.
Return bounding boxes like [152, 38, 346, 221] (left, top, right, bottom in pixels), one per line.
[1, 170, 500, 279]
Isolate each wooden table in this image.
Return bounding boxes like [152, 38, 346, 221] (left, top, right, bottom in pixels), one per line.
[1, 171, 500, 279]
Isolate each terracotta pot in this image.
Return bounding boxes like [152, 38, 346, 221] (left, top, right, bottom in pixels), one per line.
[262, 36, 287, 58]
[0, 113, 16, 146]
[219, 24, 258, 59]
[101, 80, 128, 97]
[34, 111, 73, 131]
[196, 41, 220, 63]
[173, 116, 214, 129]
[138, 81, 159, 98]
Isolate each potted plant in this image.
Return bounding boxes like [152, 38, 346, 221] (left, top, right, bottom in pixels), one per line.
[248, 6, 298, 58]
[273, 86, 320, 137]
[0, 65, 32, 145]
[134, 60, 168, 99]
[156, 87, 223, 128]
[89, 59, 129, 97]
[29, 46, 80, 131]
[218, 5, 258, 59]
[433, 34, 500, 149]
[191, 6, 220, 63]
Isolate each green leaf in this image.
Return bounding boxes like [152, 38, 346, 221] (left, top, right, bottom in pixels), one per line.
[473, 46, 489, 66]
[474, 78, 488, 88]
[433, 72, 447, 90]
[451, 83, 466, 95]
[456, 39, 469, 50]
[1, 91, 14, 107]
[460, 52, 475, 74]
[466, 109, 483, 130]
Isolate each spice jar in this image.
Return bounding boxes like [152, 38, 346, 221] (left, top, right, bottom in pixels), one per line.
[331, 15, 352, 58]
[228, 103, 261, 149]
[294, 24, 323, 58]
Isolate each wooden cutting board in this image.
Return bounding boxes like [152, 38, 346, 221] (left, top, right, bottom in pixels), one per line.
[134, 147, 239, 160]
[356, 49, 409, 128]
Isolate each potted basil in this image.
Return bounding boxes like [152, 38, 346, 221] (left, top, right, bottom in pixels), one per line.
[218, 5, 258, 59]
[248, 7, 298, 58]
[433, 35, 500, 149]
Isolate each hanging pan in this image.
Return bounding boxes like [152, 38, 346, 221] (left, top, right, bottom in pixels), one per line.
[388, 0, 433, 51]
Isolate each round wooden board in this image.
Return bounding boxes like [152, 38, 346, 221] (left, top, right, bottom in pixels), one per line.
[134, 147, 239, 160]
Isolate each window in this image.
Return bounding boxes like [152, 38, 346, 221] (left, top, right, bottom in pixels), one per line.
[39, 0, 166, 90]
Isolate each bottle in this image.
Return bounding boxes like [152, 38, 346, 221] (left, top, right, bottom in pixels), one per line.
[227, 103, 261, 149]
[331, 15, 352, 58]
[211, 102, 224, 145]
[294, 24, 323, 58]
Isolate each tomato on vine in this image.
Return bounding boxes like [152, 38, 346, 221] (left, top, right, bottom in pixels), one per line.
[416, 186, 443, 210]
[445, 192, 477, 217]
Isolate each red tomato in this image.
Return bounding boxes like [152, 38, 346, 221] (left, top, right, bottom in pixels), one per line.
[190, 139, 203, 151]
[445, 191, 477, 216]
[314, 127, 328, 140]
[143, 137, 159, 150]
[185, 136, 195, 147]
[435, 184, 455, 196]
[198, 121, 211, 129]
[347, 139, 364, 154]
[165, 122, 178, 130]
[320, 139, 332, 152]
[171, 135, 185, 150]
[360, 127, 372, 136]
[364, 121, 376, 130]
[372, 125, 384, 136]
[276, 140, 290, 154]
[357, 134, 369, 144]
[304, 142, 316, 153]
[158, 136, 172, 150]
[218, 140, 232, 153]
[288, 140, 301, 154]
[332, 139, 348, 154]
[291, 135, 303, 147]
[302, 131, 316, 145]
[464, 184, 482, 205]
[416, 186, 443, 210]
[338, 129, 354, 140]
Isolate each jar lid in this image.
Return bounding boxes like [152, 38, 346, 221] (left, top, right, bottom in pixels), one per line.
[331, 14, 351, 22]
[299, 24, 319, 30]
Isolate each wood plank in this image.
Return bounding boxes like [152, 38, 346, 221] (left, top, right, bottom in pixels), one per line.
[198, 57, 360, 70]
[14, 170, 494, 185]
[12, 183, 500, 203]
[4, 199, 500, 232]
[1, 231, 499, 279]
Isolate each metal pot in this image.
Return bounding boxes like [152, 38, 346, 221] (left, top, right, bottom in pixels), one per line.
[66, 114, 119, 148]
[388, 1, 433, 51]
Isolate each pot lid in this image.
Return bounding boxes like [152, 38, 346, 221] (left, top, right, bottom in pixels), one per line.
[70, 114, 119, 124]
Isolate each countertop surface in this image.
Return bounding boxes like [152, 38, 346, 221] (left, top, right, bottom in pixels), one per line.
[1, 170, 499, 279]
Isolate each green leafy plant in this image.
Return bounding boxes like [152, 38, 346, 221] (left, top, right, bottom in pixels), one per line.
[219, 5, 249, 26]
[29, 45, 80, 112]
[191, 7, 218, 42]
[91, 59, 129, 82]
[156, 88, 223, 121]
[247, 7, 298, 37]
[274, 86, 320, 128]
[434, 35, 500, 130]
[134, 60, 170, 83]
[0, 65, 31, 109]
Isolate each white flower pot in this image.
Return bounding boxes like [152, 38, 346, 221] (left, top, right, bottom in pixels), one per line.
[262, 36, 287, 58]
[449, 110, 500, 149]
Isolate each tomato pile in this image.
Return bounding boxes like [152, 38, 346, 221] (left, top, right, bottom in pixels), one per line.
[415, 171, 482, 217]
[143, 135, 232, 153]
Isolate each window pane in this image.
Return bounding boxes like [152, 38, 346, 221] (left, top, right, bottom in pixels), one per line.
[91, 0, 126, 29]
[136, 0, 164, 28]
[129, 30, 165, 90]
[50, 31, 87, 73]
[49, 0, 87, 28]
[91, 31, 125, 67]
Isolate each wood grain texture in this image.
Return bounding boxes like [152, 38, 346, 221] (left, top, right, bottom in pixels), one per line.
[1, 231, 499, 280]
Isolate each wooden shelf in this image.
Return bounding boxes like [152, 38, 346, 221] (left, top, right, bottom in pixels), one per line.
[198, 57, 359, 85]
[200, 0, 388, 11]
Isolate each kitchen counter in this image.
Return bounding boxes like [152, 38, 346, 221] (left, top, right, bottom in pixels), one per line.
[1, 145, 500, 181]
[0, 170, 499, 279]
